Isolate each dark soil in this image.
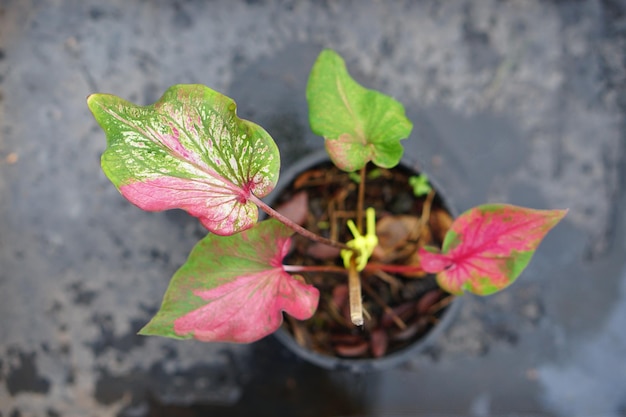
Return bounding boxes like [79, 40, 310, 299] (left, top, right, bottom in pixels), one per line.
[275, 161, 455, 359]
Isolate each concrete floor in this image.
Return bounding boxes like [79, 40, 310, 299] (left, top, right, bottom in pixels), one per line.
[1, 0, 625, 416]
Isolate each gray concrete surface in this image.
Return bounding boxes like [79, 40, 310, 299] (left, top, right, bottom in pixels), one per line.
[1, 0, 625, 416]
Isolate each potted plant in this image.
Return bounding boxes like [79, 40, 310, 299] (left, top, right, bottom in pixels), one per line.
[87, 49, 566, 369]
[265, 150, 463, 371]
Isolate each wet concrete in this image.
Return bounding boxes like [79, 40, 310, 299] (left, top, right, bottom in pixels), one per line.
[1, 0, 625, 416]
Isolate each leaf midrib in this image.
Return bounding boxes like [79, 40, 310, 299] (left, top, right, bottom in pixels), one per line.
[335, 76, 366, 145]
[449, 215, 540, 264]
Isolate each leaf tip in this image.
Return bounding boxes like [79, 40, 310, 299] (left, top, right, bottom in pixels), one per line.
[137, 319, 161, 337]
[540, 207, 568, 233]
[319, 47, 340, 59]
[552, 208, 569, 221]
[86, 93, 103, 113]
[136, 325, 151, 337]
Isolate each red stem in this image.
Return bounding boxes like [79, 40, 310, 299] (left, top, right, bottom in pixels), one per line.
[283, 263, 424, 274]
[364, 263, 424, 274]
[283, 265, 346, 273]
[251, 194, 354, 252]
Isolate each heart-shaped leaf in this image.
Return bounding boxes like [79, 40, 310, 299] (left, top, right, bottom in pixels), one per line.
[419, 204, 567, 295]
[88, 84, 280, 235]
[306, 49, 413, 172]
[139, 219, 319, 343]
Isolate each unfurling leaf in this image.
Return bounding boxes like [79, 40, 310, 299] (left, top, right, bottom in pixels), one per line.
[139, 219, 319, 343]
[88, 84, 280, 235]
[306, 49, 413, 172]
[419, 204, 567, 295]
[409, 174, 432, 197]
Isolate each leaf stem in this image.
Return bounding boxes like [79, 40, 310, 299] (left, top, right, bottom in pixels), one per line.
[356, 165, 366, 233]
[364, 263, 425, 274]
[252, 195, 355, 253]
[283, 263, 425, 274]
[348, 258, 364, 326]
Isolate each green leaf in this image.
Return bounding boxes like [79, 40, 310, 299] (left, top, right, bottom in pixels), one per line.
[88, 84, 280, 235]
[409, 174, 432, 197]
[139, 219, 319, 343]
[306, 49, 413, 172]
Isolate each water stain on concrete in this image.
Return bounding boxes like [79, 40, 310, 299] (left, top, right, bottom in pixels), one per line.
[6, 350, 50, 396]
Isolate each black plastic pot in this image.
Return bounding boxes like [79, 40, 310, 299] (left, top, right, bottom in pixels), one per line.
[265, 150, 463, 372]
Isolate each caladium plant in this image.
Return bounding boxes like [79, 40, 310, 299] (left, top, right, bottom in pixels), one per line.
[88, 49, 567, 348]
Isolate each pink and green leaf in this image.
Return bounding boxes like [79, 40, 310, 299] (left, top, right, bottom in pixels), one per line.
[139, 219, 319, 343]
[88, 84, 280, 235]
[306, 49, 413, 172]
[419, 204, 567, 295]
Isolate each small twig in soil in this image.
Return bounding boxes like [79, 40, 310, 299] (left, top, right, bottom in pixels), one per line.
[286, 315, 312, 348]
[329, 200, 339, 242]
[372, 270, 403, 295]
[330, 209, 359, 242]
[332, 210, 359, 219]
[361, 280, 407, 330]
[426, 316, 440, 325]
[362, 307, 371, 321]
[426, 295, 454, 315]
[325, 293, 354, 328]
[412, 189, 436, 244]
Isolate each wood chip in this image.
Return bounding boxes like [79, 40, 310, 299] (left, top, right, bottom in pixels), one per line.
[370, 328, 388, 358]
